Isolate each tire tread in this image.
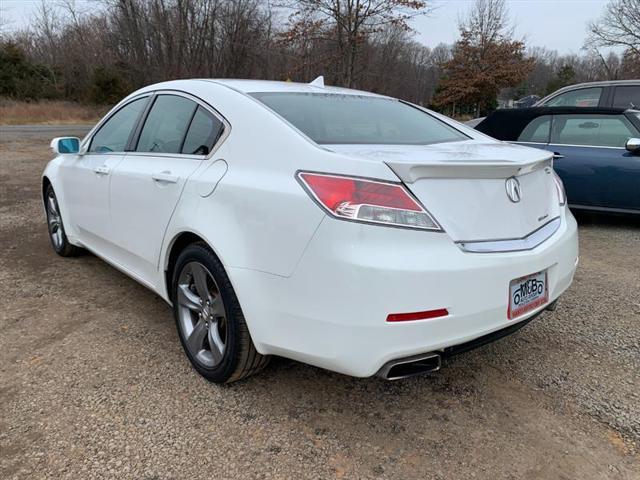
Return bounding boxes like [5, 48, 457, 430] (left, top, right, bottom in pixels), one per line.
[174, 242, 269, 383]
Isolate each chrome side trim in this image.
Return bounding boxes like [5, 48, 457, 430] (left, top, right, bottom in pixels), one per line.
[514, 141, 628, 151]
[456, 217, 561, 253]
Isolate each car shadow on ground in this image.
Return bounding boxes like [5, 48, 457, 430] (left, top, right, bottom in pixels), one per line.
[573, 210, 640, 228]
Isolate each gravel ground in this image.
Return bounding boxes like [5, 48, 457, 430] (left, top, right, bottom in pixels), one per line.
[1, 128, 639, 479]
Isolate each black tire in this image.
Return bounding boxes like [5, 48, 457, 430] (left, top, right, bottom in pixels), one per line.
[172, 242, 269, 383]
[45, 184, 82, 257]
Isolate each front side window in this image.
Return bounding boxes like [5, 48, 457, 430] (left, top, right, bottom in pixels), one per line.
[182, 106, 224, 155]
[551, 114, 637, 148]
[89, 97, 148, 153]
[612, 86, 640, 109]
[517, 115, 551, 143]
[136, 95, 197, 153]
[252, 93, 468, 145]
[544, 87, 603, 107]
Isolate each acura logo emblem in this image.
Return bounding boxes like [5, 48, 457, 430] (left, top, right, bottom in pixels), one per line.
[505, 177, 522, 203]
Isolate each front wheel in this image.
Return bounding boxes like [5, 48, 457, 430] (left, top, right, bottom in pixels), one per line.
[45, 185, 81, 257]
[172, 243, 269, 383]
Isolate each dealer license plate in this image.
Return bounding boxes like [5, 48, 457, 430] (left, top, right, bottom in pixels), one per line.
[508, 270, 548, 320]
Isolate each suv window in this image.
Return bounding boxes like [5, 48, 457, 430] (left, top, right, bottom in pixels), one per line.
[517, 115, 551, 143]
[89, 97, 148, 153]
[551, 114, 637, 147]
[544, 87, 603, 107]
[612, 86, 640, 109]
[137, 95, 197, 153]
[181, 106, 224, 155]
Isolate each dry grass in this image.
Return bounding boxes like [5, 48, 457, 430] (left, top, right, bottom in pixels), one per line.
[0, 99, 109, 125]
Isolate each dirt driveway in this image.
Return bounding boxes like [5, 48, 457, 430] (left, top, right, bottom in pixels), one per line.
[1, 127, 639, 479]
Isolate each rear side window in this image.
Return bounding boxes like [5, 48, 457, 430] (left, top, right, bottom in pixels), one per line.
[137, 95, 197, 153]
[544, 87, 602, 107]
[517, 115, 551, 143]
[252, 93, 467, 145]
[551, 114, 637, 147]
[89, 97, 147, 153]
[182, 106, 224, 155]
[612, 86, 640, 109]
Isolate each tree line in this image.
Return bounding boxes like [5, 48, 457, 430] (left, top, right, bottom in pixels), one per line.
[0, 0, 638, 116]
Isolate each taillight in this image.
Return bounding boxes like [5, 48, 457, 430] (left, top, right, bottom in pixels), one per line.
[297, 172, 441, 230]
[552, 171, 566, 206]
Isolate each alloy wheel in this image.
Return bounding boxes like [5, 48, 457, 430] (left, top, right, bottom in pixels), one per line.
[176, 262, 228, 368]
[46, 191, 64, 250]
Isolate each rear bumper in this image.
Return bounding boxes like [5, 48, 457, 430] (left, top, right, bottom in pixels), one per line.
[230, 210, 579, 377]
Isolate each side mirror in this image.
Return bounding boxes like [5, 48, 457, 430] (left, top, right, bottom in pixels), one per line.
[50, 137, 80, 154]
[626, 138, 640, 154]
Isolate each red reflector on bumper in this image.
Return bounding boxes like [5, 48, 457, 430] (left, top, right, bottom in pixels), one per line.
[386, 308, 449, 322]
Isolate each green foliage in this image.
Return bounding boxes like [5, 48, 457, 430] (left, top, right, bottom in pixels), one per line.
[0, 42, 58, 100]
[90, 67, 130, 105]
[545, 65, 575, 95]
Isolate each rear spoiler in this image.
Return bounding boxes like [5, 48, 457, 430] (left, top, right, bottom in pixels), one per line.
[386, 157, 553, 183]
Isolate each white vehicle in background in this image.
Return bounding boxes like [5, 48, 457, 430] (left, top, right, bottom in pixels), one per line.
[42, 78, 578, 383]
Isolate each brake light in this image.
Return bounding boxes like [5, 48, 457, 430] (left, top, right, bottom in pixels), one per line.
[552, 171, 566, 206]
[297, 172, 441, 230]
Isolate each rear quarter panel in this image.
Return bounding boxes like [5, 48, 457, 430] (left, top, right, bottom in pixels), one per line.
[160, 80, 398, 283]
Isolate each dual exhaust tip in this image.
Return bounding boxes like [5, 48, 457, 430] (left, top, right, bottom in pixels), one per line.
[376, 352, 441, 381]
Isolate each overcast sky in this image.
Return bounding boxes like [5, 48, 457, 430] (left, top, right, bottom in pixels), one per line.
[1, 0, 612, 54]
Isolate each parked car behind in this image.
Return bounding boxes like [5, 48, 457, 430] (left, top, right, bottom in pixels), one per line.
[535, 80, 640, 109]
[465, 80, 640, 128]
[475, 107, 640, 214]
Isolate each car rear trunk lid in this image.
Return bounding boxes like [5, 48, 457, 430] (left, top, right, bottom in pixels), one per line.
[326, 141, 560, 242]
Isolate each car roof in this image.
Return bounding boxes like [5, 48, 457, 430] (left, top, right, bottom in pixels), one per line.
[475, 106, 633, 141]
[536, 79, 640, 105]
[549, 79, 639, 90]
[203, 78, 389, 98]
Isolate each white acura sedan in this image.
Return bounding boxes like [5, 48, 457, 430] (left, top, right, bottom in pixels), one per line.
[43, 79, 578, 383]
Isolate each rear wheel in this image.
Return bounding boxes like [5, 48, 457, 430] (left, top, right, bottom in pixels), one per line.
[45, 185, 81, 257]
[172, 243, 269, 383]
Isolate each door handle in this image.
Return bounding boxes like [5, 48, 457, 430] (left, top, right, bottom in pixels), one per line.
[552, 153, 564, 160]
[152, 171, 179, 184]
[94, 165, 110, 175]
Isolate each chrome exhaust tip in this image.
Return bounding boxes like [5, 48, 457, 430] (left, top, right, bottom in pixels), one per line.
[376, 352, 441, 381]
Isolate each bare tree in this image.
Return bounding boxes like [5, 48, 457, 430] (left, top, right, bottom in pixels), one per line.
[279, 0, 431, 87]
[461, 0, 511, 47]
[587, 0, 640, 56]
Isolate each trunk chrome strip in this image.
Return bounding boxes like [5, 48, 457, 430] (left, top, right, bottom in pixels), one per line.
[456, 217, 561, 253]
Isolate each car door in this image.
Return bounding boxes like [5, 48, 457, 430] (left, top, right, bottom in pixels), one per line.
[512, 113, 593, 203]
[548, 114, 640, 211]
[59, 96, 149, 256]
[108, 93, 226, 285]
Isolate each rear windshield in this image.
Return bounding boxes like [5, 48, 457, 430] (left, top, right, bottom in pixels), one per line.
[252, 92, 468, 145]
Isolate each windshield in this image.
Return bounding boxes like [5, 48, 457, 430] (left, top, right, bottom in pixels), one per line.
[252, 93, 468, 145]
